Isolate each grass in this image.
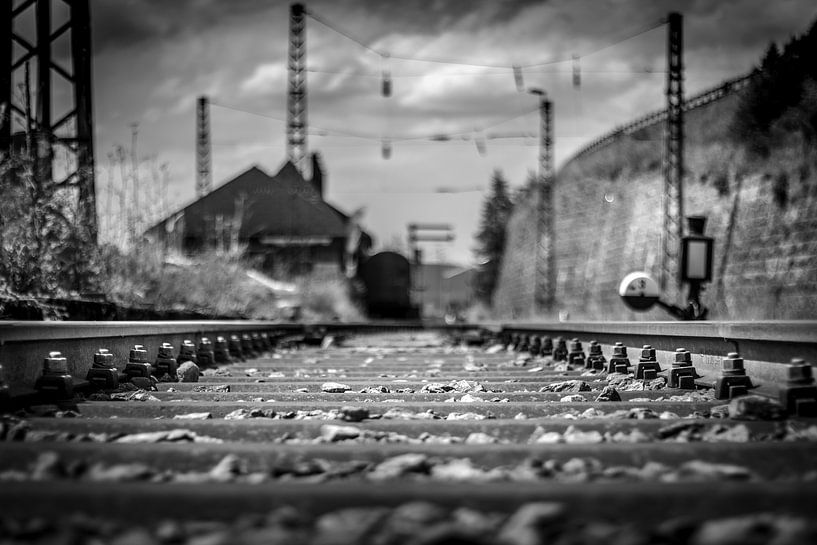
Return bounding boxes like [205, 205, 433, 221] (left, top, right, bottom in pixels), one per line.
[99, 244, 363, 321]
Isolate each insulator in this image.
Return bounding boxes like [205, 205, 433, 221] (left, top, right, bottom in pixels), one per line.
[512, 65, 524, 92]
[475, 137, 486, 156]
[572, 54, 581, 88]
[381, 52, 392, 97]
[382, 71, 392, 97]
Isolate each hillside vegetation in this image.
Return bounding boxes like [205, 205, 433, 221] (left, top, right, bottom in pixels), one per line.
[493, 18, 817, 320]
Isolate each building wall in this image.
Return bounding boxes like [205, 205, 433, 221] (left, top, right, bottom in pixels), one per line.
[414, 264, 476, 317]
[494, 93, 817, 320]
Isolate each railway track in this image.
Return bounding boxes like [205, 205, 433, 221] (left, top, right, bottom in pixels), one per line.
[1, 321, 817, 544]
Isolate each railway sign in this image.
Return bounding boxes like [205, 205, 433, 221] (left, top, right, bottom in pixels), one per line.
[618, 272, 661, 311]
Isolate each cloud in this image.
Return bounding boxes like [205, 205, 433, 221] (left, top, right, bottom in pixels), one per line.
[240, 63, 287, 97]
[87, 0, 817, 264]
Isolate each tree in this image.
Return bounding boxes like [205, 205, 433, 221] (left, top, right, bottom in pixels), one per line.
[473, 169, 513, 305]
[731, 18, 817, 158]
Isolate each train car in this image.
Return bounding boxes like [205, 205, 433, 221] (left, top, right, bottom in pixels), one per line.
[358, 251, 419, 319]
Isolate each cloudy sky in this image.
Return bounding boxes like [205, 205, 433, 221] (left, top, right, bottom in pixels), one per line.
[79, 0, 817, 263]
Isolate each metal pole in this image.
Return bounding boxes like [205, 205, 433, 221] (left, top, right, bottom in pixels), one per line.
[287, 3, 307, 174]
[531, 91, 555, 314]
[71, 0, 97, 242]
[661, 12, 684, 298]
[35, 0, 52, 184]
[24, 61, 32, 158]
[196, 96, 212, 197]
[0, 0, 11, 156]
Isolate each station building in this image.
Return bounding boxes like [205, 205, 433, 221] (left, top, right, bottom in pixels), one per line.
[145, 156, 371, 278]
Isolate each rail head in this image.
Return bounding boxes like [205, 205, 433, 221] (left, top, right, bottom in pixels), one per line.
[0, 321, 302, 343]
[501, 321, 817, 345]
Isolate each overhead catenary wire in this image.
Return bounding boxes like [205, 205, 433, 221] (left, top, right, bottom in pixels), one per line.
[211, 100, 539, 144]
[213, 9, 673, 161]
[305, 6, 665, 71]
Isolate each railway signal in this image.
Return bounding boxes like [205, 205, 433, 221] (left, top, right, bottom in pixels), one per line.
[619, 216, 714, 320]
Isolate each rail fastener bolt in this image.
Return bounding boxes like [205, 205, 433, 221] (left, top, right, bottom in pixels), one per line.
[35, 352, 74, 399]
[540, 337, 553, 358]
[668, 348, 698, 389]
[510, 333, 521, 352]
[155, 343, 178, 379]
[260, 332, 273, 351]
[197, 337, 215, 368]
[124, 345, 153, 381]
[529, 336, 542, 356]
[779, 359, 817, 417]
[714, 352, 754, 400]
[0, 364, 11, 408]
[587, 340, 607, 371]
[241, 334, 257, 359]
[607, 342, 631, 374]
[251, 333, 266, 355]
[634, 345, 662, 380]
[178, 340, 198, 365]
[567, 338, 588, 368]
[552, 337, 568, 362]
[228, 335, 245, 361]
[86, 348, 119, 390]
[214, 336, 232, 364]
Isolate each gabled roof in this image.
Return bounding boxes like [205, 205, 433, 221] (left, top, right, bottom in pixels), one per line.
[146, 161, 353, 239]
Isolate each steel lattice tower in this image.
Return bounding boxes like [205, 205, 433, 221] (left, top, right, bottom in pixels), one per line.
[196, 96, 212, 197]
[287, 3, 307, 174]
[0, 0, 97, 241]
[661, 12, 684, 297]
[533, 93, 555, 314]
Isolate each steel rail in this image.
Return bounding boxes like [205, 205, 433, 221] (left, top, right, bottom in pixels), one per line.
[501, 320, 817, 384]
[1, 320, 815, 387]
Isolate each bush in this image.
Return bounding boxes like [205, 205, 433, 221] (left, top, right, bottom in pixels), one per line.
[99, 245, 283, 318]
[296, 273, 363, 322]
[0, 154, 100, 296]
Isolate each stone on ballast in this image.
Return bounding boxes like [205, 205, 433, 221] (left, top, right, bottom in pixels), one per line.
[177, 361, 200, 382]
[368, 453, 429, 480]
[563, 426, 604, 444]
[321, 382, 351, 393]
[340, 406, 370, 422]
[465, 432, 498, 444]
[498, 502, 566, 545]
[727, 395, 786, 421]
[208, 454, 245, 482]
[321, 424, 361, 442]
[173, 412, 212, 420]
[539, 380, 590, 393]
[595, 386, 621, 402]
[560, 394, 586, 402]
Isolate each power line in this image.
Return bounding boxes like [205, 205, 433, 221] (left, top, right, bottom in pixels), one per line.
[210, 101, 287, 122]
[211, 100, 539, 144]
[305, 7, 665, 71]
[306, 8, 384, 56]
[523, 18, 666, 67]
[305, 67, 667, 78]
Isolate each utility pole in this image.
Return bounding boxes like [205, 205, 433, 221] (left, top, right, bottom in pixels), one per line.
[1, 0, 97, 241]
[287, 2, 307, 175]
[529, 88, 555, 315]
[196, 96, 212, 197]
[661, 12, 684, 299]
